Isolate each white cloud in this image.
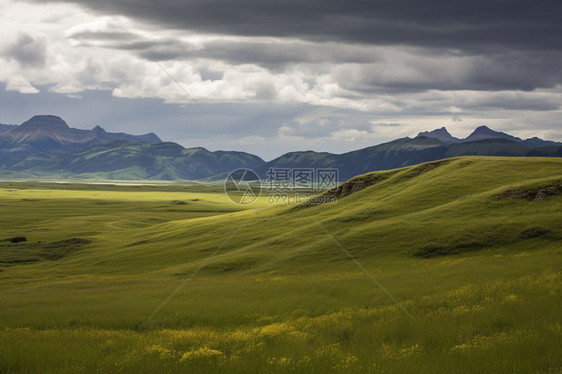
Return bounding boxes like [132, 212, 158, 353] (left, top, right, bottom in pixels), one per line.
[6, 76, 39, 94]
[64, 15, 133, 38]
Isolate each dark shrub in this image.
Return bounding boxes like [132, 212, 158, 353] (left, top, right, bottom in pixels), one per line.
[520, 226, 550, 239]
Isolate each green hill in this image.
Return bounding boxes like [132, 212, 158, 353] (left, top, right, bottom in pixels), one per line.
[4, 141, 264, 180]
[0, 156, 561, 373]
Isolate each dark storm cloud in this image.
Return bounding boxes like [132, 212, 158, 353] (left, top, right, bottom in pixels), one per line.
[40, 0, 562, 52]
[67, 29, 381, 67]
[3, 32, 47, 67]
[59, 0, 562, 93]
[141, 40, 380, 67]
[461, 92, 562, 111]
[463, 52, 562, 92]
[336, 50, 562, 93]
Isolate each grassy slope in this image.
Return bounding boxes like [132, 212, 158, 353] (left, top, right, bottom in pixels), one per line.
[0, 156, 561, 373]
[3, 141, 265, 180]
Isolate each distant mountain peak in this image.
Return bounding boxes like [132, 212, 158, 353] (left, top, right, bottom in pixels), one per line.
[415, 125, 561, 148]
[19, 115, 70, 131]
[416, 127, 460, 143]
[90, 125, 107, 134]
[464, 125, 521, 143]
[472, 125, 496, 134]
[0, 115, 162, 149]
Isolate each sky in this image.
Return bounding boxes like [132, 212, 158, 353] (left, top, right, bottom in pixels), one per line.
[0, 0, 561, 160]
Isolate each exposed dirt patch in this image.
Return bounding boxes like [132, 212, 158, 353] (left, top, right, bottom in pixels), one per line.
[324, 159, 451, 201]
[325, 173, 390, 199]
[495, 182, 562, 201]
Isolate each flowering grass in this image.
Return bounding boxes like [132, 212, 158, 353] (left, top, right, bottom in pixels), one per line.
[1, 268, 560, 373]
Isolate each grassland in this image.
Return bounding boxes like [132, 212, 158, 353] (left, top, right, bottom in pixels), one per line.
[0, 156, 561, 373]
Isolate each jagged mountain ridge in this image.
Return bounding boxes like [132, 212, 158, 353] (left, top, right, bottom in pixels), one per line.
[416, 127, 461, 143]
[417, 125, 559, 147]
[0, 115, 161, 147]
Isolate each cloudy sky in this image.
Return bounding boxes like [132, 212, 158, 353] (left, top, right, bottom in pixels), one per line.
[1, 0, 561, 160]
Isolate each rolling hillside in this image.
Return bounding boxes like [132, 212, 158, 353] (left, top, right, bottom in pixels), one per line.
[1, 156, 560, 277]
[0, 157, 561, 373]
[30, 156, 562, 273]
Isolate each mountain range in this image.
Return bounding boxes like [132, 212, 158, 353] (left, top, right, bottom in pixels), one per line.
[0, 115, 263, 180]
[1, 115, 561, 181]
[417, 126, 560, 147]
[0, 115, 160, 148]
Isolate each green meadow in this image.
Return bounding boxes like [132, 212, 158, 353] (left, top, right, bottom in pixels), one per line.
[0, 156, 561, 373]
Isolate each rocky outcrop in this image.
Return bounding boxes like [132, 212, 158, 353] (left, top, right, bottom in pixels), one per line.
[496, 183, 562, 201]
